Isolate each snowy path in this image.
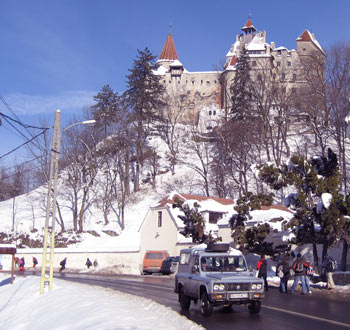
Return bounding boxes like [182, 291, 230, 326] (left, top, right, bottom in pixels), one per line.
[0, 274, 203, 330]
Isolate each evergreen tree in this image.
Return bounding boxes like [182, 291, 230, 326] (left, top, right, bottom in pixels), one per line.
[229, 47, 252, 121]
[173, 197, 220, 244]
[124, 47, 166, 192]
[259, 148, 348, 267]
[229, 192, 275, 255]
[91, 84, 119, 138]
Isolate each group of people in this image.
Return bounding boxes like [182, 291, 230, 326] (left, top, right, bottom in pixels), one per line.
[256, 253, 336, 294]
[14, 256, 38, 272]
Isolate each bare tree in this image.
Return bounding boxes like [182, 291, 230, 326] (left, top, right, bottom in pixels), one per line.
[326, 42, 350, 193]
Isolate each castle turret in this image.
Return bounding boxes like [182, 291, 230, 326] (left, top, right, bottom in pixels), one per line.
[241, 15, 256, 34]
[157, 29, 182, 73]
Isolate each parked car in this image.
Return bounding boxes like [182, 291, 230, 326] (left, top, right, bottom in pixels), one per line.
[142, 250, 169, 275]
[161, 256, 179, 275]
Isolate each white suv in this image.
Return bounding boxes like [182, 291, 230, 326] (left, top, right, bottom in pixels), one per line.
[174, 243, 264, 316]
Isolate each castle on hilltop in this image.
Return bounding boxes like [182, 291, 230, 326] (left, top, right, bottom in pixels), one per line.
[155, 17, 324, 133]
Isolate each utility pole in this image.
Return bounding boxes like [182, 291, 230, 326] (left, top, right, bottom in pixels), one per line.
[40, 110, 61, 294]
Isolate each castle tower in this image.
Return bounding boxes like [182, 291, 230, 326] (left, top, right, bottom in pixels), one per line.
[241, 15, 256, 34]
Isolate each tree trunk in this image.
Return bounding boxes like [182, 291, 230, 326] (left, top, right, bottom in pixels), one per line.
[312, 243, 319, 268]
[321, 241, 328, 264]
[341, 239, 348, 271]
[56, 201, 65, 232]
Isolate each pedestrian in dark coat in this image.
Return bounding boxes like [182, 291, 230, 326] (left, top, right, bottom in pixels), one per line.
[257, 254, 268, 291]
[276, 256, 290, 293]
[59, 257, 67, 272]
[85, 258, 92, 269]
[32, 257, 38, 269]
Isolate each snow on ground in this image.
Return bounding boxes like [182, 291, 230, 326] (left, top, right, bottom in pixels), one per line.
[0, 273, 203, 330]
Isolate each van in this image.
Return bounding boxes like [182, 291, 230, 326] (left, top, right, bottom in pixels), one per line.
[142, 250, 169, 274]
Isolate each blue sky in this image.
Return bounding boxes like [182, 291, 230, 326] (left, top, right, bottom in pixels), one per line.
[1, 0, 350, 165]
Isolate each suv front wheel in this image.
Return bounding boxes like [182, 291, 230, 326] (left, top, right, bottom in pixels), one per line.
[200, 291, 213, 316]
[248, 300, 261, 314]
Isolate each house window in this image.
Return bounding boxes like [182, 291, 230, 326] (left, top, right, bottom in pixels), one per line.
[209, 212, 223, 224]
[158, 211, 162, 227]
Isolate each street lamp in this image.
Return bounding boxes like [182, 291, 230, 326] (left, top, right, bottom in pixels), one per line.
[40, 110, 95, 294]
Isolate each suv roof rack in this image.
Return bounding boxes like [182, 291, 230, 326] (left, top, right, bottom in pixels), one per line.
[205, 243, 230, 252]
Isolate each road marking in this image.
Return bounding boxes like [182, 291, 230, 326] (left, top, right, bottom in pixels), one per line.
[264, 305, 350, 328]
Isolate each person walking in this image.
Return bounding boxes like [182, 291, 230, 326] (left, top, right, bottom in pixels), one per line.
[19, 257, 25, 273]
[32, 257, 38, 269]
[304, 259, 314, 294]
[290, 253, 307, 295]
[59, 257, 67, 272]
[85, 258, 92, 269]
[276, 256, 290, 293]
[257, 254, 268, 291]
[322, 255, 336, 290]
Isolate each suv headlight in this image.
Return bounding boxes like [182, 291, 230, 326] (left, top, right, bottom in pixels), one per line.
[251, 283, 262, 290]
[213, 283, 225, 291]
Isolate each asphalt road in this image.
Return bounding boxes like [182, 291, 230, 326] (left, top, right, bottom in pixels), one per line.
[56, 273, 350, 330]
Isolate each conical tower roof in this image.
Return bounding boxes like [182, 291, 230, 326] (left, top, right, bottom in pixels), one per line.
[241, 16, 256, 34]
[159, 31, 179, 61]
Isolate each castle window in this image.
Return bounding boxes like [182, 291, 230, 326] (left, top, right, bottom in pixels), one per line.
[292, 87, 296, 93]
[277, 61, 281, 67]
[293, 73, 297, 81]
[288, 61, 291, 66]
[252, 61, 257, 67]
[158, 211, 162, 227]
[214, 80, 217, 84]
[169, 81, 171, 83]
[207, 81, 210, 85]
[178, 80, 180, 84]
[207, 126, 213, 130]
[213, 110, 216, 116]
[281, 73, 285, 80]
[192, 81, 195, 84]
[209, 111, 212, 115]
[163, 80, 165, 83]
[201, 80, 203, 84]
[303, 48, 306, 51]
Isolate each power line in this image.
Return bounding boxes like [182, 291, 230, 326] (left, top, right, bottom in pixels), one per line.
[0, 128, 49, 160]
[0, 111, 49, 130]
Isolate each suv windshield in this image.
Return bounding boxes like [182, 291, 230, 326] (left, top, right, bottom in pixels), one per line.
[201, 256, 247, 272]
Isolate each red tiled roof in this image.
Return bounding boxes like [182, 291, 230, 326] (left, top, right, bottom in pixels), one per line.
[242, 18, 256, 31]
[230, 56, 237, 66]
[297, 30, 313, 42]
[156, 193, 234, 207]
[159, 32, 179, 61]
[260, 204, 293, 213]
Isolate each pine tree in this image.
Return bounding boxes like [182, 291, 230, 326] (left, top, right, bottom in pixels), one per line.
[229, 47, 252, 121]
[91, 84, 119, 138]
[124, 48, 166, 192]
[229, 191, 274, 254]
[259, 148, 347, 267]
[173, 197, 220, 244]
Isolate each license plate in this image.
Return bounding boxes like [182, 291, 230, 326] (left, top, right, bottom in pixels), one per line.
[230, 293, 248, 299]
